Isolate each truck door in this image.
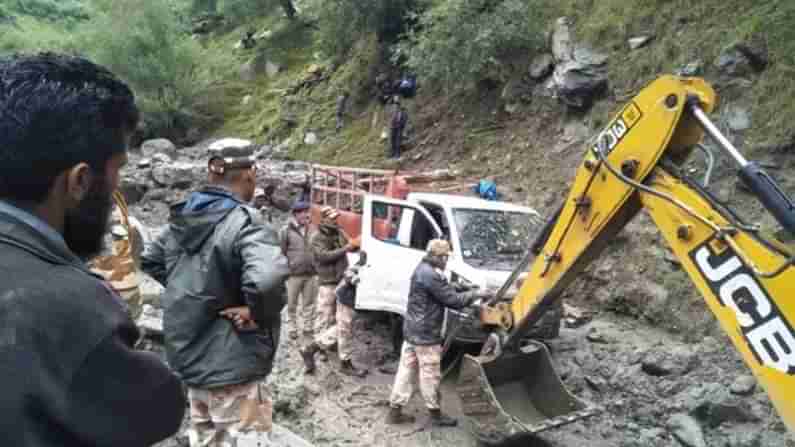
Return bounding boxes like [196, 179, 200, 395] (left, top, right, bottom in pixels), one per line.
[356, 195, 443, 315]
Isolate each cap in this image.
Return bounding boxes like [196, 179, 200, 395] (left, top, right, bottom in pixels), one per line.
[291, 201, 310, 212]
[427, 239, 451, 257]
[208, 144, 256, 175]
[321, 206, 340, 220]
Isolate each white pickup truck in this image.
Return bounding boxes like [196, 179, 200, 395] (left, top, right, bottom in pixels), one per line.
[353, 192, 544, 327]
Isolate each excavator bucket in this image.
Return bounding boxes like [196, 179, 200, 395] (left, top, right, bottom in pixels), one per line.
[456, 341, 601, 445]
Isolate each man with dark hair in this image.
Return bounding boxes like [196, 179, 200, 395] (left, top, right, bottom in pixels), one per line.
[279, 201, 316, 344]
[0, 52, 185, 447]
[142, 145, 289, 446]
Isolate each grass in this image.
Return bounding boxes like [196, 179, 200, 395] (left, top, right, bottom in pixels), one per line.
[555, 0, 795, 149]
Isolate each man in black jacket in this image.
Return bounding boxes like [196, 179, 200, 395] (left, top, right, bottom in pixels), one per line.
[142, 145, 289, 446]
[0, 53, 185, 447]
[386, 240, 479, 427]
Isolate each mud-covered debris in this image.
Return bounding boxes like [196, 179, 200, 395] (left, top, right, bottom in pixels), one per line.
[586, 329, 608, 344]
[584, 375, 606, 391]
[692, 386, 760, 427]
[641, 349, 697, 377]
[563, 302, 591, 328]
[729, 375, 756, 396]
[667, 413, 706, 447]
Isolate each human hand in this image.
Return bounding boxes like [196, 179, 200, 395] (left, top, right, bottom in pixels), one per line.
[219, 306, 258, 330]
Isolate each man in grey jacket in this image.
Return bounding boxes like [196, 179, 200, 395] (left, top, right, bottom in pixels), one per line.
[279, 201, 316, 344]
[142, 146, 289, 446]
[387, 240, 480, 427]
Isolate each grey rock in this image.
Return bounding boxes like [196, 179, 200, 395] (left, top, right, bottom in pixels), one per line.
[641, 348, 697, 377]
[551, 58, 608, 109]
[304, 132, 318, 145]
[551, 17, 575, 62]
[141, 138, 177, 158]
[725, 105, 751, 131]
[240, 54, 270, 82]
[639, 427, 666, 443]
[668, 414, 706, 447]
[716, 47, 754, 77]
[573, 47, 608, 67]
[151, 162, 200, 189]
[119, 177, 149, 206]
[676, 61, 703, 77]
[151, 153, 173, 165]
[529, 53, 554, 79]
[628, 35, 654, 50]
[729, 375, 756, 396]
[265, 61, 282, 77]
[721, 426, 762, 447]
[716, 42, 769, 77]
[689, 382, 760, 427]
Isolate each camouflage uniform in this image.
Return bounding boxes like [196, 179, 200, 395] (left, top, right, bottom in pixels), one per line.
[389, 342, 442, 410]
[315, 300, 354, 361]
[90, 194, 143, 318]
[313, 285, 337, 347]
[188, 381, 272, 447]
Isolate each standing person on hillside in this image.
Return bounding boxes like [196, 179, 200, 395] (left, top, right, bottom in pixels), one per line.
[386, 240, 481, 427]
[0, 52, 185, 447]
[390, 97, 408, 159]
[301, 206, 367, 377]
[142, 145, 289, 447]
[335, 91, 349, 132]
[279, 201, 317, 344]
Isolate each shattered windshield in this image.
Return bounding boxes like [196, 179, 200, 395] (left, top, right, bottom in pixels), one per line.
[453, 208, 535, 271]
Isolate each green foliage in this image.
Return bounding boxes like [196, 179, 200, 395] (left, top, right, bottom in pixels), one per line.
[77, 0, 233, 137]
[5, 0, 88, 23]
[397, 0, 550, 89]
[316, 0, 415, 59]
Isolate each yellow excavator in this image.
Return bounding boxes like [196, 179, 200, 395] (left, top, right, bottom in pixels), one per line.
[455, 75, 795, 443]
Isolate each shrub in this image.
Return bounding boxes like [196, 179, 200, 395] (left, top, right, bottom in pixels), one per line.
[77, 0, 231, 137]
[396, 0, 550, 89]
[316, 0, 416, 60]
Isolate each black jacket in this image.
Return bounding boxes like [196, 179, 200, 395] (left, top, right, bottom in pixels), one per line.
[142, 186, 289, 388]
[404, 257, 473, 346]
[0, 206, 185, 447]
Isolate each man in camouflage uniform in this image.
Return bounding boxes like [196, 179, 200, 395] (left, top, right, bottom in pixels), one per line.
[142, 145, 288, 447]
[301, 206, 367, 377]
[386, 240, 480, 427]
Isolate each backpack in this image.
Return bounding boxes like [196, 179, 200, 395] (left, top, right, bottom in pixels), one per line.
[473, 179, 499, 201]
[398, 76, 417, 98]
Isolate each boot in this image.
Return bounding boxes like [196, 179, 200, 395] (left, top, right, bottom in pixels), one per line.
[300, 343, 319, 374]
[385, 406, 415, 425]
[429, 409, 457, 427]
[339, 359, 368, 378]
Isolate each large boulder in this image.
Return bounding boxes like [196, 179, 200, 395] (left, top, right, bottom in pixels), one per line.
[716, 41, 768, 77]
[549, 18, 608, 109]
[140, 138, 177, 158]
[667, 413, 706, 447]
[151, 161, 201, 189]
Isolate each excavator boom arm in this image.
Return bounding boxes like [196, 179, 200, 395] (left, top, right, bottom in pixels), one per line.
[466, 76, 795, 442]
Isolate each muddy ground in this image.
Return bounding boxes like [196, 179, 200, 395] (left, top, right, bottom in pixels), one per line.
[151, 302, 792, 447]
[126, 143, 792, 447]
